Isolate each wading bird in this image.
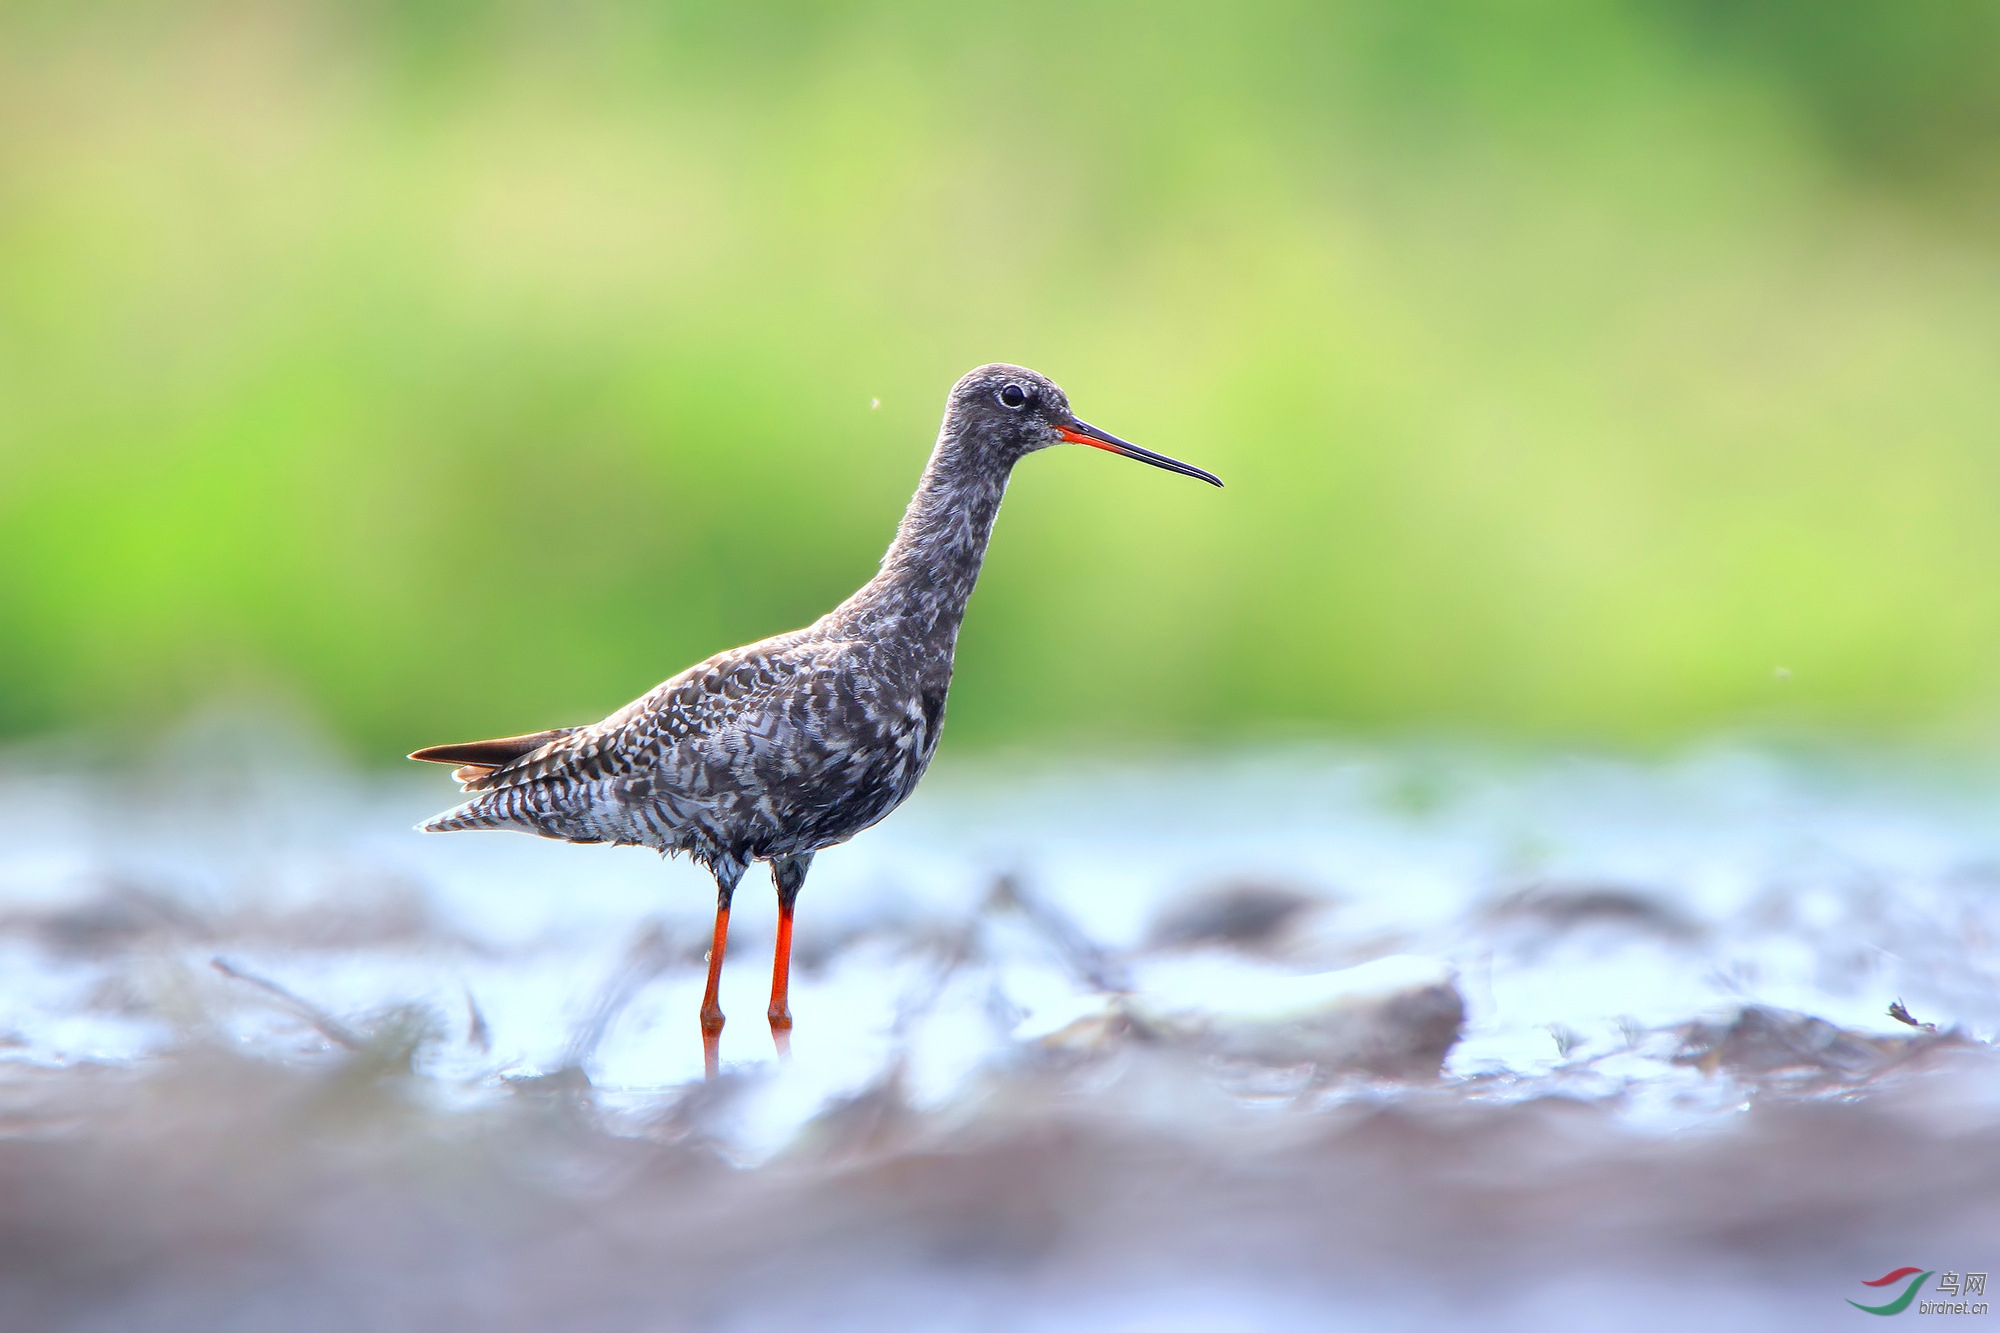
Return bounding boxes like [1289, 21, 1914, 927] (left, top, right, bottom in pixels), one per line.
[411, 364, 1222, 1076]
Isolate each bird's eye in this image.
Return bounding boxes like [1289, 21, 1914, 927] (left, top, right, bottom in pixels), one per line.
[997, 384, 1029, 410]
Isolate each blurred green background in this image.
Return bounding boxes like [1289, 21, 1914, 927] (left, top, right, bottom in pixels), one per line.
[4, 0, 2000, 758]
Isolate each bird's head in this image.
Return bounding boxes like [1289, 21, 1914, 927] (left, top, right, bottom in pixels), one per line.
[945, 363, 1223, 487]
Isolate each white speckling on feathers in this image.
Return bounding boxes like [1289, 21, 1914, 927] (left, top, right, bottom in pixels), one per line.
[423, 632, 944, 867]
[416, 364, 1072, 881]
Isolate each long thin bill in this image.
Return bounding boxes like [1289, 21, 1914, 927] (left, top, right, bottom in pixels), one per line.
[1059, 420, 1224, 487]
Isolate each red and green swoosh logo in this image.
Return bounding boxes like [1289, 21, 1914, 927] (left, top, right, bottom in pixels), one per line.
[1849, 1268, 1932, 1316]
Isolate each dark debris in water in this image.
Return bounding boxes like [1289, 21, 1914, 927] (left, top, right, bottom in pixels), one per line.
[1888, 999, 1938, 1033]
[1673, 1004, 1962, 1082]
[1481, 881, 1706, 948]
[2, 871, 445, 957]
[1145, 879, 1321, 952]
[24, 879, 211, 958]
[1, 1040, 1998, 1331]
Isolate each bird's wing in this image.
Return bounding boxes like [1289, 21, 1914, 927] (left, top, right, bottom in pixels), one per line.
[408, 728, 580, 785]
[439, 638, 835, 794]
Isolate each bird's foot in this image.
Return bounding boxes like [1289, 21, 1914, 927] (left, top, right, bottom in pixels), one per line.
[700, 1008, 725, 1080]
[767, 1009, 792, 1061]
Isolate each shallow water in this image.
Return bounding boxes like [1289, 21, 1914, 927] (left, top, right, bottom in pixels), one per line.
[3, 722, 1998, 1328]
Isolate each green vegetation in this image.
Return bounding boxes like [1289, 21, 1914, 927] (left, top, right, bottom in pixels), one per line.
[3, 1, 2000, 756]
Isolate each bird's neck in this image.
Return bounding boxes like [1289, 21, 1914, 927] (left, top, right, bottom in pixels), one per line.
[836, 428, 1010, 643]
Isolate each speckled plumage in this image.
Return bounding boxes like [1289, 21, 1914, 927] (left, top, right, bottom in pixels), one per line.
[418, 374, 1019, 878]
[411, 363, 1220, 1068]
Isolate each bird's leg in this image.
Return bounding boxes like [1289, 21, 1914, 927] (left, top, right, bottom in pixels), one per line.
[767, 852, 813, 1058]
[699, 857, 745, 1080]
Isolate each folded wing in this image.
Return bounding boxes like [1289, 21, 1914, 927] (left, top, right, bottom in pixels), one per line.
[408, 636, 831, 796]
[408, 728, 577, 788]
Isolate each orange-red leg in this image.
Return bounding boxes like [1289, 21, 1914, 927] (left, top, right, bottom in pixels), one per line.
[699, 904, 730, 1079]
[767, 853, 812, 1059]
[767, 900, 794, 1059]
[698, 859, 745, 1080]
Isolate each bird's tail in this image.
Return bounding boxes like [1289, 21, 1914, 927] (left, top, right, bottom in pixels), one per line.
[415, 799, 511, 835]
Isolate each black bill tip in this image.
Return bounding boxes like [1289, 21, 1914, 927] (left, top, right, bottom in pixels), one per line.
[1059, 419, 1224, 488]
